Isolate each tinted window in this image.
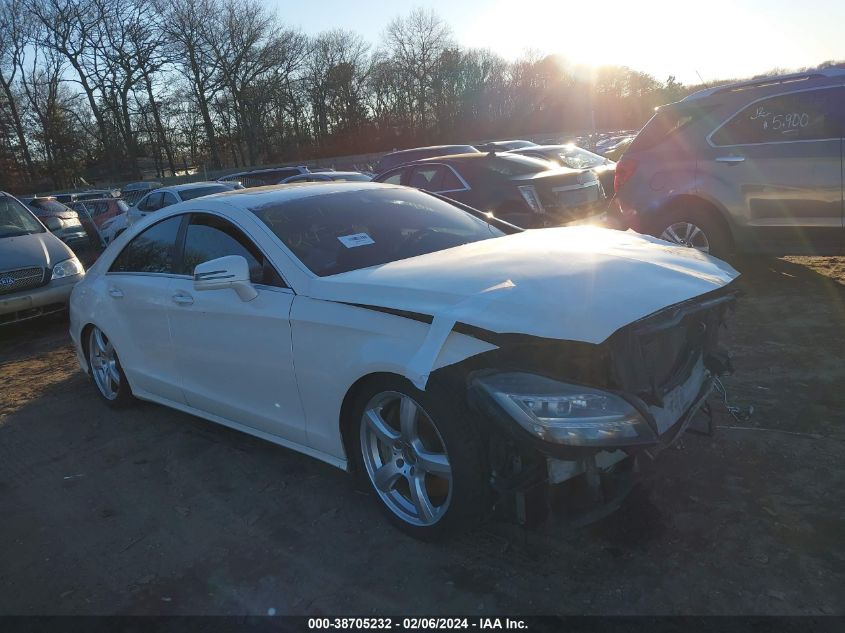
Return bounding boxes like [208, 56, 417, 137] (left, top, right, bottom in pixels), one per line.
[138, 192, 163, 211]
[0, 195, 44, 237]
[439, 167, 464, 190]
[408, 165, 465, 192]
[28, 200, 71, 215]
[162, 192, 179, 207]
[110, 216, 182, 274]
[377, 169, 404, 185]
[181, 214, 285, 287]
[712, 89, 839, 145]
[251, 188, 503, 277]
[178, 185, 232, 201]
[630, 104, 713, 152]
[408, 166, 442, 190]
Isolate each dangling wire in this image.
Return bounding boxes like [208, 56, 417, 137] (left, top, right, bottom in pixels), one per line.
[713, 376, 754, 422]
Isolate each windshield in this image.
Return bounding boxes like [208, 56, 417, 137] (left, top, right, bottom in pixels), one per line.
[29, 199, 72, 215]
[251, 188, 504, 276]
[556, 145, 607, 169]
[0, 195, 45, 237]
[179, 185, 233, 201]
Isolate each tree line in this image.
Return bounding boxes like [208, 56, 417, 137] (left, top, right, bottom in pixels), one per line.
[0, 0, 837, 193]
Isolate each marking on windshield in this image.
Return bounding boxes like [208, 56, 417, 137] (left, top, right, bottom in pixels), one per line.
[338, 233, 375, 248]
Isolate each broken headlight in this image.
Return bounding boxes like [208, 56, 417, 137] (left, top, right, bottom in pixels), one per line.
[472, 372, 655, 447]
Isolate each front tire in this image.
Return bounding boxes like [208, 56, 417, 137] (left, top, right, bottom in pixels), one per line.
[87, 326, 134, 408]
[353, 376, 490, 540]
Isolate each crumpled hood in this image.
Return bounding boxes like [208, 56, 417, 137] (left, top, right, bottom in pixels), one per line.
[308, 226, 739, 345]
[0, 231, 74, 271]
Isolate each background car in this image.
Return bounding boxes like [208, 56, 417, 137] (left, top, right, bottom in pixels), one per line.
[509, 144, 616, 196]
[218, 166, 310, 188]
[0, 192, 84, 326]
[53, 189, 120, 205]
[600, 136, 633, 161]
[71, 198, 130, 230]
[102, 181, 241, 244]
[474, 139, 538, 151]
[120, 181, 162, 206]
[614, 68, 845, 256]
[21, 196, 93, 253]
[373, 145, 480, 174]
[69, 182, 738, 539]
[373, 152, 606, 228]
[280, 171, 372, 184]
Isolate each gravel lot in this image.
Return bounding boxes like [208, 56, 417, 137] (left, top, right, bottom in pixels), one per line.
[1, 256, 843, 615]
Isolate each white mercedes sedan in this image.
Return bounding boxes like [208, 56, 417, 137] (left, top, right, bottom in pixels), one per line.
[69, 183, 739, 539]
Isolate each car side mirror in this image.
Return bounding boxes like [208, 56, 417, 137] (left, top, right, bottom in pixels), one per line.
[193, 255, 258, 302]
[45, 216, 62, 232]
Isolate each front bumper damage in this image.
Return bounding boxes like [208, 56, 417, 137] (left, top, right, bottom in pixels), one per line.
[457, 287, 737, 527]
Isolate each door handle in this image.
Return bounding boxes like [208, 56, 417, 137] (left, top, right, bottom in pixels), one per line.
[171, 292, 194, 305]
[715, 155, 745, 164]
[108, 287, 124, 298]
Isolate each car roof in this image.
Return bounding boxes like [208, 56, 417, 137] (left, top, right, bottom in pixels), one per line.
[222, 166, 306, 177]
[195, 181, 402, 210]
[157, 181, 233, 193]
[681, 68, 845, 102]
[384, 145, 477, 156]
[415, 152, 529, 164]
[121, 181, 161, 191]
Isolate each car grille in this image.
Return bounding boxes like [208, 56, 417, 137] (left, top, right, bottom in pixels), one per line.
[609, 293, 736, 405]
[0, 267, 46, 296]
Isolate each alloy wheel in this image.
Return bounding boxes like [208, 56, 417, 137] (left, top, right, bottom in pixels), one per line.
[660, 221, 711, 253]
[89, 327, 120, 400]
[360, 391, 452, 527]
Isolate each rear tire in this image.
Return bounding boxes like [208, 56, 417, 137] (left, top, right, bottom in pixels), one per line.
[352, 375, 490, 540]
[652, 205, 731, 258]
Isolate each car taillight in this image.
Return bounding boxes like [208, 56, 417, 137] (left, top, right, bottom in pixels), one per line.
[614, 157, 637, 193]
[517, 185, 545, 214]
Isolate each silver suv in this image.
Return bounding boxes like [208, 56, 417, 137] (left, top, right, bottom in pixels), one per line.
[0, 192, 85, 325]
[614, 69, 844, 256]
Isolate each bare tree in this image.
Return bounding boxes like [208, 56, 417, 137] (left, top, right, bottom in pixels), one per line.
[0, 0, 35, 178]
[383, 8, 454, 132]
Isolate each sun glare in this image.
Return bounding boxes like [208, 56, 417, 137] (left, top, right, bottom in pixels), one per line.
[463, 0, 809, 84]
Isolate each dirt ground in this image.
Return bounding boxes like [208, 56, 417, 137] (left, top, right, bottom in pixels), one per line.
[1, 256, 843, 616]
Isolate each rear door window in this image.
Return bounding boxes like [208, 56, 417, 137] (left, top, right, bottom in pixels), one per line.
[376, 168, 405, 185]
[110, 216, 182, 274]
[711, 88, 840, 146]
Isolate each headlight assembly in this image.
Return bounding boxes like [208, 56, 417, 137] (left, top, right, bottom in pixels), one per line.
[51, 256, 85, 280]
[472, 372, 655, 447]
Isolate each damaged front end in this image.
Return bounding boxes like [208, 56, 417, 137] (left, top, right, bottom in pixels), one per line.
[457, 287, 738, 526]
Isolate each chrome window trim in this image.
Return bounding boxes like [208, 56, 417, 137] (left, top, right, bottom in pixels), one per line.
[706, 84, 843, 148]
[102, 270, 294, 296]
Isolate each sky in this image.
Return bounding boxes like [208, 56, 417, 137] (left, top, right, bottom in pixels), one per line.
[269, 0, 843, 85]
